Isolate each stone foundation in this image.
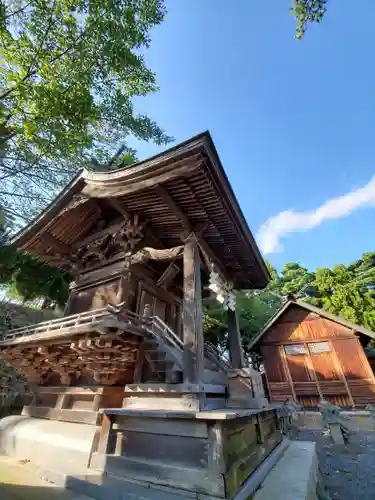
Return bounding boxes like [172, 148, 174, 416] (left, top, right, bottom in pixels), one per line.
[90, 406, 282, 499]
[0, 415, 98, 471]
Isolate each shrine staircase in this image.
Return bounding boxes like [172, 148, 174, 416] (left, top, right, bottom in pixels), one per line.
[112, 305, 230, 384]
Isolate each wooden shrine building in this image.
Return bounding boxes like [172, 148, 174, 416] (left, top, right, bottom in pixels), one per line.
[0, 132, 284, 500]
[249, 299, 375, 408]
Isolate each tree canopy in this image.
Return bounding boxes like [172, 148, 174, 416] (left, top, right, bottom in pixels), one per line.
[292, 0, 327, 39]
[0, 212, 70, 307]
[0, 0, 171, 223]
[203, 252, 375, 355]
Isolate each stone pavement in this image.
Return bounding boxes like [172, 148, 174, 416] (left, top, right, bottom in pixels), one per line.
[0, 456, 94, 500]
[293, 428, 375, 499]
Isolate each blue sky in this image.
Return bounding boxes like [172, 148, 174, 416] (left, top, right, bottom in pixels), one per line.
[129, 0, 375, 273]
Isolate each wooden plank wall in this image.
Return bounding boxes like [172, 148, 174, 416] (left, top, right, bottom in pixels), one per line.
[260, 305, 375, 407]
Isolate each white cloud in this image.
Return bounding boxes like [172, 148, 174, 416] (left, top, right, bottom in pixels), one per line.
[257, 174, 375, 254]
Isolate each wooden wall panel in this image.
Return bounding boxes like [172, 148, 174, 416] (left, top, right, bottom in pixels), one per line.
[70, 279, 120, 314]
[347, 379, 375, 406]
[286, 354, 311, 382]
[333, 338, 373, 380]
[261, 345, 285, 382]
[277, 307, 313, 325]
[263, 305, 354, 345]
[310, 351, 341, 381]
[91, 281, 119, 309]
[267, 382, 294, 403]
[260, 303, 375, 407]
[293, 382, 320, 395]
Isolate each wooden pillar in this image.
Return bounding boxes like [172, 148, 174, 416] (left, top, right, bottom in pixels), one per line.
[183, 236, 204, 383]
[97, 413, 113, 455]
[116, 259, 135, 307]
[279, 345, 297, 402]
[227, 309, 245, 369]
[92, 393, 103, 412]
[63, 286, 77, 316]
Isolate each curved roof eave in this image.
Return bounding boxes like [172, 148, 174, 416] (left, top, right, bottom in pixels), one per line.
[10, 170, 84, 248]
[10, 131, 271, 286]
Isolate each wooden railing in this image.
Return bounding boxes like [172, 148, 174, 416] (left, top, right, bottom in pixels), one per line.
[150, 316, 184, 350]
[146, 316, 230, 374]
[146, 316, 184, 370]
[0, 308, 107, 341]
[0, 304, 231, 374]
[204, 342, 231, 372]
[0, 305, 146, 343]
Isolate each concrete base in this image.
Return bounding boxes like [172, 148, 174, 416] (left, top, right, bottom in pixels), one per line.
[253, 441, 317, 500]
[0, 415, 98, 470]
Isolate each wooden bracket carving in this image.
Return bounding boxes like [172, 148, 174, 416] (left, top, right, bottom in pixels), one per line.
[113, 213, 146, 253]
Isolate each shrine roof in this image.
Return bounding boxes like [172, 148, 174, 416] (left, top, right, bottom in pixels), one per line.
[11, 131, 270, 289]
[248, 299, 375, 350]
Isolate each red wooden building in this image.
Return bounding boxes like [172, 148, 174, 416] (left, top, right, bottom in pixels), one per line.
[249, 299, 375, 408]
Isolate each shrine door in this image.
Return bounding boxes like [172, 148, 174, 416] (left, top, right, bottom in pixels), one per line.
[137, 286, 181, 337]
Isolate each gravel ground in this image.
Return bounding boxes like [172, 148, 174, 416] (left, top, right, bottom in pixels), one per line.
[291, 428, 375, 500]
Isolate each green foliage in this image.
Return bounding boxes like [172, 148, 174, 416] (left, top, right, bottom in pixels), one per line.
[0, 0, 171, 222]
[0, 214, 70, 306]
[270, 261, 314, 297]
[0, 358, 34, 415]
[272, 253, 375, 331]
[310, 256, 375, 331]
[0, 246, 70, 306]
[292, 0, 328, 39]
[203, 290, 281, 354]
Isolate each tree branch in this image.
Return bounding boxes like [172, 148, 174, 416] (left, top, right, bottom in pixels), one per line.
[4, 0, 33, 20]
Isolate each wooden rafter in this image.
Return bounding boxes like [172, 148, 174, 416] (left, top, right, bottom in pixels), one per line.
[41, 232, 71, 255]
[155, 184, 232, 281]
[100, 198, 131, 221]
[73, 219, 125, 249]
[155, 185, 191, 230]
[180, 179, 242, 275]
[98, 197, 166, 250]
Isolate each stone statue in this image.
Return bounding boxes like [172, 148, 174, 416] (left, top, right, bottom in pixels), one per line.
[318, 398, 348, 444]
[277, 398, 302, 435]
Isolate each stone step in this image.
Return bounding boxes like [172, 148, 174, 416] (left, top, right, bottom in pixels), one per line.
[147, 351, 167, 361]
[253, 441, 317, 500]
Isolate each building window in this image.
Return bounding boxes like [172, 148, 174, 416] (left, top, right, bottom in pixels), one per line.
[284, 344, 305, 355]
[308, 341, 331, 354]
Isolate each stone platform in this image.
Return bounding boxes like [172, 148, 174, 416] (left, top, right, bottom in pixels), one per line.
[0, 406, 284, 499]
[91, 407, 282, 498]
[0, 415, 98, 471]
